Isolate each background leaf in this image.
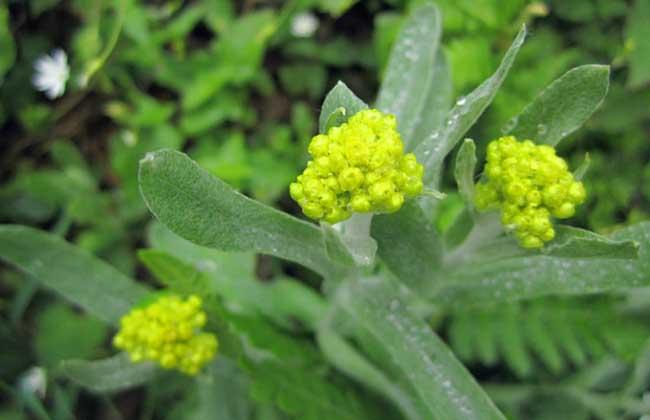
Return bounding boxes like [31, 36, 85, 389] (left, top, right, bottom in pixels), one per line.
[507, 65, 610, 145]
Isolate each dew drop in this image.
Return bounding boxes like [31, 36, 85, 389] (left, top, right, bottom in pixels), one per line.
[502, 116, 518, 134]
[456, 96, 466, 106]
[536, 123, 547, 136]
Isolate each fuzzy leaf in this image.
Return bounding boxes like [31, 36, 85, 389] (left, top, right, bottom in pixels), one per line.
[318, 81, 368, 133]
[376, 2, 442, 147]
[454, 139, 477, 210]
[414, 25, 527, 188]
[60, 353, 157, 393]
[335, 276, 506, 420]
[0, 225, 148, 325]
[434, 222, 650, 304]
[138, 150, 345, 279]
[543, 226, 640, 259]
[408, 51, 453, 151]
[507, 65, 610, 146]
[372, 200, 443, 291]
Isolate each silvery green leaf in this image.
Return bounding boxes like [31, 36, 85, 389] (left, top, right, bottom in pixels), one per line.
[506, 65, 610, 146]
[376, 3, 442, 148]
[0, 225, 149, 325]
[414, 25, 527, 189]
[434, 222, 649, 305]
[454, 139, 477, 210]
[59, 354, 157, 393]
[318, 81, 368, 133]
[334, 276, 506, 420]
[542, 226, 639, 259]
[372, 201, 443, 291]
[138, 149, 346, 279]
[574, 153, 590, 181]
[408, 51, 453, 151]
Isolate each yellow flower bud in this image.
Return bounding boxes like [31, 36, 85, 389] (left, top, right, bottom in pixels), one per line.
[113, 294, 218, 375]
[290, 109, 424, 223]
[474, 136, 586, 248]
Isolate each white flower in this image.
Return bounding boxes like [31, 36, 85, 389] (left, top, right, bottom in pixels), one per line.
[291, 12, 319, 38]
[18, 366, 47, 398]
[32, 49, 70, 99]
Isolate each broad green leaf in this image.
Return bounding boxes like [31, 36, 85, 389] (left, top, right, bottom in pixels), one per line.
[507, 65, 610, 146]
[138, 150, 344, 279]
[59, 354, 157, 393]
[408, 51, 453, 151]
[376, 3, 442, 147]
[433, 222, 650, 304]
[414, 25, 527, 188]
[372, 200, 443, 291]
[543, 226, 639, 259]
[0, 5, 15, 80]
[0, 225, 149, 325]
[318, 81, 368, 133]
[334, 276, 506, 420]
[626, 0, 650, 88]
[454, 139, 477, 210]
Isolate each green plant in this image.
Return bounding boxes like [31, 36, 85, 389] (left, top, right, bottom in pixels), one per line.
[2, 2, 650, 420]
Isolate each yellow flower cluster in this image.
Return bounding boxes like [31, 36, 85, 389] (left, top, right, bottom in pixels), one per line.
[113, 294, 217, 375]
[290, 109, 424, 223]
[475, 136, 586, 249]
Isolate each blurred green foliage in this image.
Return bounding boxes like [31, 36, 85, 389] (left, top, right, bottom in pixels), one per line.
[1, 0, 649, 419]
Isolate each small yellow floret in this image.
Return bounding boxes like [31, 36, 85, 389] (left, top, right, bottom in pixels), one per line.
[290, 109, 424, 223]
[113, 294, 218, 375]
[474, 136, 586, 249]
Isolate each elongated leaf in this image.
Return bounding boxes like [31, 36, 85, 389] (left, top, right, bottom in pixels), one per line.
[318, 81, 368, 133]
[543, 226, 639, 259]
[454, 139, 477, 210]
[376, 3, 442, 147]
[409, 51, 453, 151]
[433, 222, 650, 304]
[60, 353, 157, 393]
[507, 65, 610, 146]
[146, 222, 327, 329]
[414, 25, 527, 188]
[335, 276, 506, 420]
[371, 200, 443, 291]
[0, 225, 148, 325]
[138, 150, 345, 279]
